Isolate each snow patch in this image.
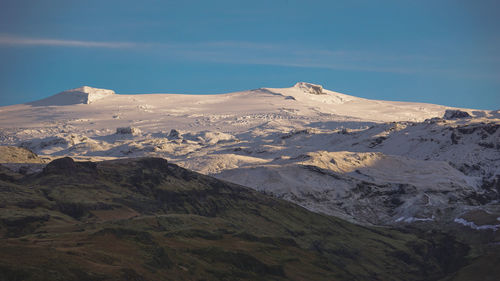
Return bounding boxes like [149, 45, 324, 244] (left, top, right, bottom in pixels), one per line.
[395, 216, 434, 223]
[453, 218, 500, 231]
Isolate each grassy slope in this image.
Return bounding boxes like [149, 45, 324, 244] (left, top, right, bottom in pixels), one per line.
[0, 157, 471, 281]
[0, 146, 45, 163]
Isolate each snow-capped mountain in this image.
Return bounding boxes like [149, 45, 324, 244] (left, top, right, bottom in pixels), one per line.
[1, 82, 499, 228]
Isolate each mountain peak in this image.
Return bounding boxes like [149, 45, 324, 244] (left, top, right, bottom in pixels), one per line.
[29, 86, 115, 106]
[62, 86, 115, 102]
[293, 82, 325, 95]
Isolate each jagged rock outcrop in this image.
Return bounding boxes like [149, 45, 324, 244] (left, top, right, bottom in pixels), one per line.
[168, 129, 181, 139]
[444, 109, 471, 120]
[294, 82, 325, 95]
[116, 126, 141, 135]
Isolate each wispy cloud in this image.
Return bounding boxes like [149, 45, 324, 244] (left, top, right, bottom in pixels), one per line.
[1, 34, 496, 80]
[0, 35, 136, 48]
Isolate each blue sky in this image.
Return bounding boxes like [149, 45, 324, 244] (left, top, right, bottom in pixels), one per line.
[0, 0, 498, 109]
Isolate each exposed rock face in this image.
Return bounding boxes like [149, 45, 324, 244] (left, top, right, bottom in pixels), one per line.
[444, 109, 471, 120]
[116, 126, 141, 135]
[168, 129, 181, 139]
[294, 82, 325, 95]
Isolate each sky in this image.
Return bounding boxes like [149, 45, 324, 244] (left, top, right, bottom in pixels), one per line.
[0, 0, 499, 109]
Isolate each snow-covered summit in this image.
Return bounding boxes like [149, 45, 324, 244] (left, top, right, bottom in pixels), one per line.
[4, 82, 484, 130]
[66, 86, 115, 102]
[255, 82, 355, 107]
[29, 86, 115, 106]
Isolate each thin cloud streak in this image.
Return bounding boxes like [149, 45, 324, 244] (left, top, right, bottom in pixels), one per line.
[1, 34, 496, 80]
[0, 35, 136, 48]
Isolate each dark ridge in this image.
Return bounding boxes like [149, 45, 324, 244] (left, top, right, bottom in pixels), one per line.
[43, 157, 97, 176]
[443, 109, 471, 120]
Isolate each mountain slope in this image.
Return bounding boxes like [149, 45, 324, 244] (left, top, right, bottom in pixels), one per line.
[0, 157, 474, 281]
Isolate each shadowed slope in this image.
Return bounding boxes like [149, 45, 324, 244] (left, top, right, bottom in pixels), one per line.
[0, 157, 474, 280]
